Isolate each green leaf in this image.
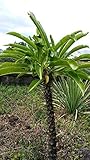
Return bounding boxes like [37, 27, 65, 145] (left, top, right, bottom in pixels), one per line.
[50, 59, 69, 67]
[59, 32, 88, 58]
[54, 35, 71, 51]
[58, 42, 67, 56]
[35, 63, 43, 79]
[75, 32, 89, 40]
[5, 43, 34, 56]
[76, 70, 90, 80]
[52, 66, 65, 73]
[54, 30, 82, 51]
[67, 59, 78, 70]
[71, 30, 82, 35]
[4, 43, 30, 51]
[0, 66, 26, 76]
[7, 32, 37, 50]
[50, 58, 78, 70]
[74, 54, 90, 61]
[78, 63, 90, 69]
[50, 35, 55, 46]
[66, 45, 89, 57]
[59, 39, 75, 57]
[3, 50, 25, 56]
[29, 79, 41, 92]
[39, 67, 43, 79]
[0, 53, 20, 60]
[67, 71, 85, 95]
[17, 72, 27, 78]
[28, 12, 50, 48]
[0, 62, 28, 69]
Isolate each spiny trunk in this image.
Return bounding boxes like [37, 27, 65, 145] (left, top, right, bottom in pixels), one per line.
[43, 71, 57, 160]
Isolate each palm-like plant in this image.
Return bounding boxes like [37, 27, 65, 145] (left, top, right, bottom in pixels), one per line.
[0, 12, 90, 159]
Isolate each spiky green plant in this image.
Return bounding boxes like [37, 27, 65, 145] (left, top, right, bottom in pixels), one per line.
[53, 77, 90, 115]
[0, 12, 90, 159]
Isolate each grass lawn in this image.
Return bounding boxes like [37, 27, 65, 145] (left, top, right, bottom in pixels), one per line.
[0, 84, 90, 160]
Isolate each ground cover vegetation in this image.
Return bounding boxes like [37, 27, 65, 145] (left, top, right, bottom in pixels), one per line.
[0, 12, 90, 159]
[0, 85, 90, 159]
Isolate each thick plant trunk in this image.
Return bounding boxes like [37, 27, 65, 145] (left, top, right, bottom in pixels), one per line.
[43, 71, 57, 160]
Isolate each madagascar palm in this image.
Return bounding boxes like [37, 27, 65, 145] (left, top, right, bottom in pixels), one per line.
[0, 12, 90, 159]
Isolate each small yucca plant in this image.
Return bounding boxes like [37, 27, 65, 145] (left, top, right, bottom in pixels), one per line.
[53, 77, 90, 114]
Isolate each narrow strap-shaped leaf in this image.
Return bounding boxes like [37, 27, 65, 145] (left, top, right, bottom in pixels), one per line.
[54, 35, 71, 51]
[58, 42, 67, 56]
[67, 70, 85, 95]
[51, 65, 65, 72]
[50, 35, 55, 47]
[35, 63, 43, 79]
[4, 48, 34, 57]
[54, 30, 82, 51]
[74, 54, 90, 61]
[17, 72, 27, 78]
[29, 79, 41, 92]
[71, 30, 82, 35]
[0, 53, 21, 60]
[78, 63, 90, 69]
[75, 109, 78, 121]
[0, 62, 28, 69]
[82, 92, 90, 102]
[4, 43, 30, 51]
[28, 12, 50, 48]
[59, 32, 88, 58]
[0, 66, 26, 76]
[59, 39, 75, 57]
[75, 70, 90, 80]
[66, 45, 89, 57]
[67, 59, 78, 70]
[3, 50, 25, 56]
[50, 59, 69, 67]
[75, 32, 88, 40]
[7, 32, 37, 50]
[5, 43, 34, 56]
[50, 58, 78, 70]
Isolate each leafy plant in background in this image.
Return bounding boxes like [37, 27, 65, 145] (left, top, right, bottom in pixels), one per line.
[0, 12, 90, 159]
[53, 77, 90, 115]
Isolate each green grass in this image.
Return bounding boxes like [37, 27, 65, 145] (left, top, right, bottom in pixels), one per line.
[0, 84, 44, 115]
[0, 84, 90, 160]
